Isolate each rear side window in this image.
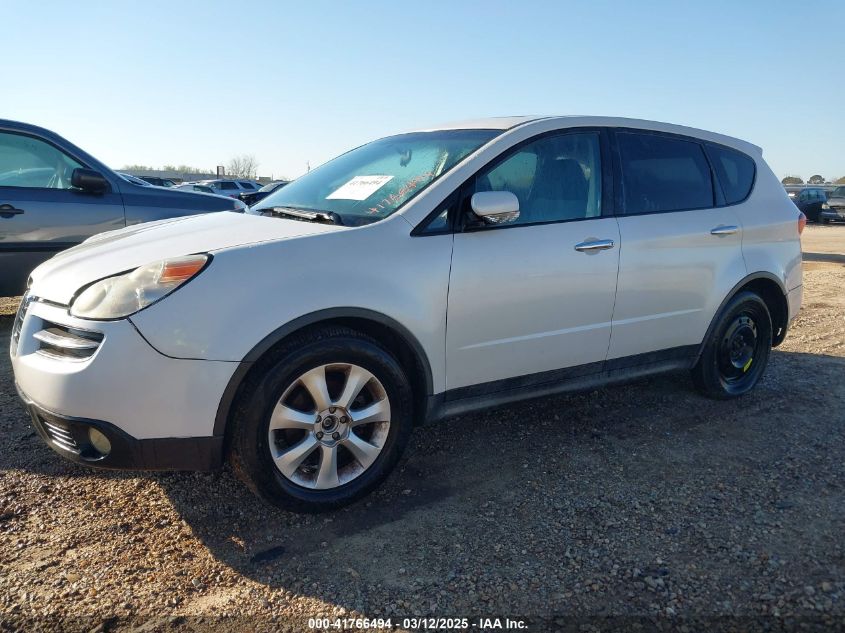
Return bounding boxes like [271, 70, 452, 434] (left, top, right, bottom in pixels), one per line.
[705, 144, 755, 204]
[238, 181, 255, 189]
[219, 181, 237, 190]
[618, 132, 713, 213]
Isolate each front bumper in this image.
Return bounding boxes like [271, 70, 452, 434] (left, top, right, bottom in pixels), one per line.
[19, 388, 222, 470]
[820, 208, 845, 221]
[10, 297, 238, 470]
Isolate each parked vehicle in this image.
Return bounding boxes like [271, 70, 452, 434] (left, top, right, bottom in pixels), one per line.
[0, 119, 246, 296]
[10, 116, 803, 512]
[173, 183, 215, 194]
[197, 179, 260, 198]
[117, 172, 152, 187]
[821, 186, 845, 223]
[138, 176, 177, 187]
[238, 180, 289, 206]
[784, 185, 803, 199]
[792, 186, 829, 222]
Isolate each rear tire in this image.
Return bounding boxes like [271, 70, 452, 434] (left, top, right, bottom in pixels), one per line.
[692, 291, 772, 400]
[228, 326, 413, 512]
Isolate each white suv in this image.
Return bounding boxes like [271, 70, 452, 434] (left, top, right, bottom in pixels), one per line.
[10, 116, 804, 512]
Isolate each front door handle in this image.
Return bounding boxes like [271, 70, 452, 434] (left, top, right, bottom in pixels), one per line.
[574, 238, 615, 252]
[0, 204, 25, 218]
[710, 225, 738, 236]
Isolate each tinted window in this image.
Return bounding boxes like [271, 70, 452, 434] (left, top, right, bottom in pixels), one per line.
[220, 181, 238, 190]
[0, 132, 83, 189]
[472, 132, 602, 225]
[618, 132, 713, 213]
[706, 144, 755, 204]
[238, 181, 255, 189]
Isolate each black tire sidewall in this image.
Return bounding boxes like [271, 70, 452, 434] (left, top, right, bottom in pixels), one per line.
[232, 335, 413, 512]
[698, 292, 772, 398]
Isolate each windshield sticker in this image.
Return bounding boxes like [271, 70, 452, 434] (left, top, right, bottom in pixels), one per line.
[367, 171, 435, 214]
[327, 175, 394, 201]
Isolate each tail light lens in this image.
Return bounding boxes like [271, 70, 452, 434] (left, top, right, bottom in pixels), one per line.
[798, 211, 806, 235]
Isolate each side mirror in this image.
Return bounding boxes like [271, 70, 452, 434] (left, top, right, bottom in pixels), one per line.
[71, 168, 110, 193]
[470, 191, 520, 224]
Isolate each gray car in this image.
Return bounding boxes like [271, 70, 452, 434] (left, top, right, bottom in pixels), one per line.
[822, 185, 845, 223]
[0, 120, 245, 296]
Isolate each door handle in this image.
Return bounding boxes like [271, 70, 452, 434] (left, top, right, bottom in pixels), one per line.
[0, 204, 25, 218]
[574, 239, 615, 252]
[710, 225, 738, 236]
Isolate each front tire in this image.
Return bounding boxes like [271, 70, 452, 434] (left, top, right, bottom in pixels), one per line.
[229, 326, 413, 512]
[692, 291, 772, 400]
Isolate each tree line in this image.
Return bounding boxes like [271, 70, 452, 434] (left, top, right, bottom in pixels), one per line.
[121, 154, 260, 178]
[782, 174, 845, 185]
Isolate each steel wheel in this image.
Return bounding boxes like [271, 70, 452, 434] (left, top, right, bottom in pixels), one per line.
[267, 363, 391, 490]
[718, 313, 759, 385]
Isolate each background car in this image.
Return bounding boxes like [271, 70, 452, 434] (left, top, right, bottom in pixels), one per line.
[0, 119, 246, 296]
[117, 172, 152, 186]
[173, 183, 215, 194]
[238, 180, 289, 206]
[784, 185, 803, 200]
[138, 176, 176, 187]
[821, 186, 845, 223]
[196, 179, 261, 198]
[792, 186, 829, 222]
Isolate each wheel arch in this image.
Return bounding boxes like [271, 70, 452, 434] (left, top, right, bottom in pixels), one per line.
[213, 308, 434, 439]
[695, 272, 790, 364]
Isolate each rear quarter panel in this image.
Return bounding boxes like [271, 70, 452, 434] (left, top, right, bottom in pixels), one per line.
[737, 156, 803, 298]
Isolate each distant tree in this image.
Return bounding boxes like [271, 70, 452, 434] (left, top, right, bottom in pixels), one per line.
[781, 176, 803, 185]
[121, 164, 155, 172]
[227, 155, 259, 178]
[808, 174, 825, 184]
[835, 176, 845, 185]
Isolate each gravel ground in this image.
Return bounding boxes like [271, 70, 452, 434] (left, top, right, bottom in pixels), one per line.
[1, 225, 844, 632]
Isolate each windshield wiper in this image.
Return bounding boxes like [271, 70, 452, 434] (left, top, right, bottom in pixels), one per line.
[261, 206, 343, 225]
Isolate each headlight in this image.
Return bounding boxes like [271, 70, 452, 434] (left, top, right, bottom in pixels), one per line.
[822, 202, 830, 209]
[70, 254, 209, 320]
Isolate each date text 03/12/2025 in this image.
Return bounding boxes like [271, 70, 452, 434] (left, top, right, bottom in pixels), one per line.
[307, 617, 528, 630]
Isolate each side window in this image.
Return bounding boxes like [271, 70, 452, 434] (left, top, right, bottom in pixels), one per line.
[0, 132, 83, 189]
[220, 181, 238, 190]
[238, 181, 255, 189]
[472, 132, 602, 225]
[706, 144, 755, 204]
[618, 132, 713, 213]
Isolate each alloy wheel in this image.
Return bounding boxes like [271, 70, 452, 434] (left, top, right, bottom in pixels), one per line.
[267, 363, 391, 490]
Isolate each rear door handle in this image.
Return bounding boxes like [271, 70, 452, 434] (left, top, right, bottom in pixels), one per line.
[574, 239, 615, 252]
[0, 204, 25, 218]
[710, 225, 738, 236]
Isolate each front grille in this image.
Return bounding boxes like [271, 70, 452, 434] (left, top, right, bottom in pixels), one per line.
[10, 292, 31, 357]
[33, 322, 103, 361]
[41, 418, 80, 454]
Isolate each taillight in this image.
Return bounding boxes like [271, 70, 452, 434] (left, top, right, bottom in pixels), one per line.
[798, 211, 806, 235]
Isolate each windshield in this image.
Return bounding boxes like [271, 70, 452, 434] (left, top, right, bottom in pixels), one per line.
[259, 181, 285, 192]
[832, 187, 845, 198]
[253, 129, 498, 225]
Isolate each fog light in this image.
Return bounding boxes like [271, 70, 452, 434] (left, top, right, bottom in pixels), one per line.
[88, 428, 112, 456]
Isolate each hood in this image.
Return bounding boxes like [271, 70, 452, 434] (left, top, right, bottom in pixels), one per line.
[827, 196, 845, 207]
[29, 211, 343, 305]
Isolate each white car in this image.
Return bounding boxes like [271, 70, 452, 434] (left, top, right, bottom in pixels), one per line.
[10, 116, 804, 512]
[196, 179, 261, 198]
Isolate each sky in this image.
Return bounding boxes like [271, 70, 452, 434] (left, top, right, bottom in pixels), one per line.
[2, 0, 843, 182]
